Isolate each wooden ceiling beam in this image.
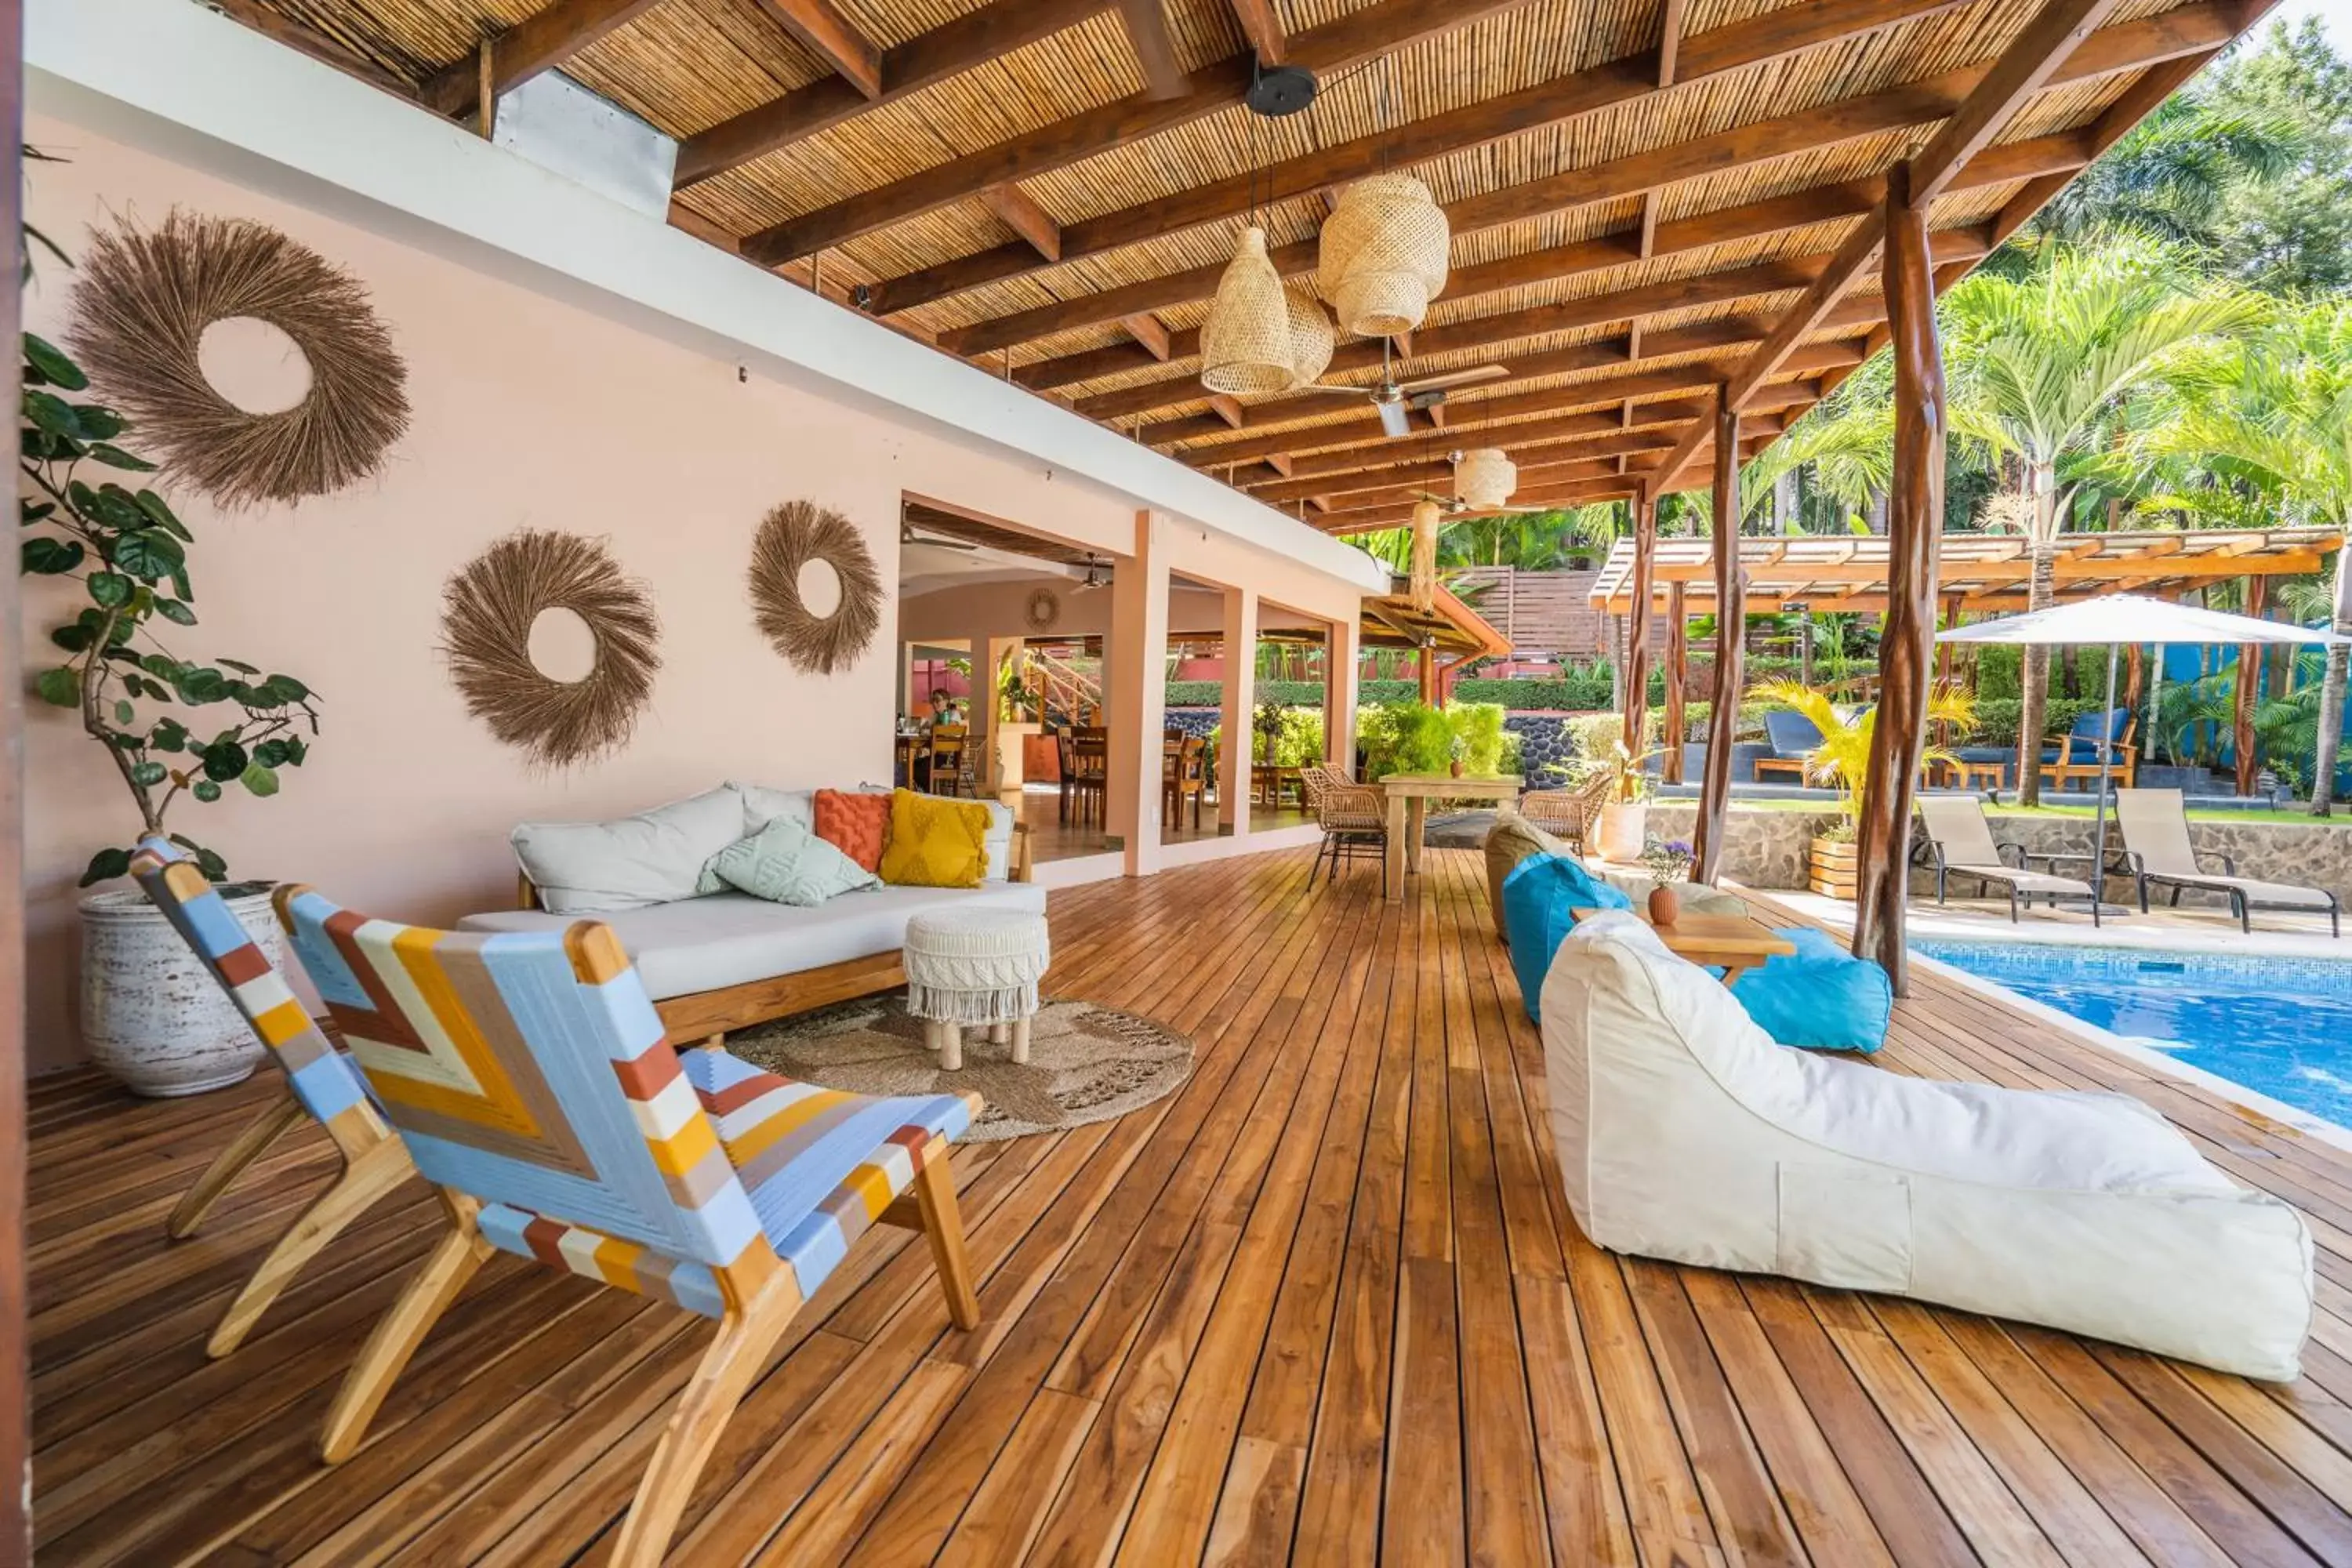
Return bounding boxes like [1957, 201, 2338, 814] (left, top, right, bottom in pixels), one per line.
[752, 0, 883, 96]
[1645, 0, 2129, 499]
[1122, 312, 1173, 360]
[1252, 436, 1673, 505]
[673, 0, 1113, 187]
[1323, 475, 1647, 532]
[880, 0, 1966, 318]
[1657, 0, 1686, 87]
[1314, 456, 1650, 516]
[741, 0, 1540, 267]
[1247, 404, 1715, 484]
[947, 0, 2196, 358]
[978, 183, 1062, 260]
[421, 0, 666, 117]
[1068, 221, 1989, 423]
[1227, 0, 1287, 63]
[1115, 0, 1189, 97]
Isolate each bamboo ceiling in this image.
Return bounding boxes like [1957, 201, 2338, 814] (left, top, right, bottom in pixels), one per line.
[225, 0, 2274, 530]
[1587, 527, 2347, 614]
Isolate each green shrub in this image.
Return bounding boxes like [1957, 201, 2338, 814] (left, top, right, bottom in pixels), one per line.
[1359, 702, 1454, 779]
[1446, 702, 1507, 773]
[1960, 696, 2103, 746]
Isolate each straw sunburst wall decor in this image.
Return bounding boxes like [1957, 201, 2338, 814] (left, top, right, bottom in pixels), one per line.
[441, 531, 662, 769]
[67, 210, 409, 510]
[749, 500, 883, 675]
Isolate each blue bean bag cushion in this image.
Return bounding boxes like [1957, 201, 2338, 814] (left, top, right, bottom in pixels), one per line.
[1502, 853, 1632, 1022]
[1730, 927, 1893, 1053]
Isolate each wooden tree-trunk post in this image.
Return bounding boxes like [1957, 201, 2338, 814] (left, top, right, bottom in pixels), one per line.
[1623, 493, 1658, 757]
[1693, 390, 1744, 885]
[2235, 573, 2267, 797]
[1663, 583, 1689, 784]
[1851, 164, 1945, 992]
[2123, 641, 2144, 714]
[1417, 643, 1436, 705]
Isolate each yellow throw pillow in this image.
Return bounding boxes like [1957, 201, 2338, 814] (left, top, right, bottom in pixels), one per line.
[879, 789, 992, 888]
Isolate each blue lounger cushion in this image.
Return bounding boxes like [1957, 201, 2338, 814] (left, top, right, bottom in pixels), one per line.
[1502, 853, 1632, 1022]
[1730, 927, 1893, 1053]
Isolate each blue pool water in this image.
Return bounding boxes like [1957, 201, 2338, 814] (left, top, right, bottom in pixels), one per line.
[1914, 941, 2352, 1128]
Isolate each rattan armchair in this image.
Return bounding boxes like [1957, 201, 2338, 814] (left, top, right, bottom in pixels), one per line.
[1519, 771, 1613, 850]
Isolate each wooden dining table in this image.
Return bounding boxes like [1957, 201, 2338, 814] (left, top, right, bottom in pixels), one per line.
[1379, 772, 1522, 902]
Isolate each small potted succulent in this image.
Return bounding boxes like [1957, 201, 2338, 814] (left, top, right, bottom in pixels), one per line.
[21, 329, 321, 1094]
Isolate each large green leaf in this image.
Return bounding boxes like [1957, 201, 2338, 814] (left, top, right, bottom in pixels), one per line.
[85, 571, 131, 608]
[129, 760, 166, 787]
[78, 846, 132, 887]
[33, 666, 79, 708]
[22, 332, 86, 390]
[22, 389, 84, 439]
[200, 739, 249, 782]
[240, 762, 280, 797]
[86, 442, 155, 472]
[21, 536, 83, 574]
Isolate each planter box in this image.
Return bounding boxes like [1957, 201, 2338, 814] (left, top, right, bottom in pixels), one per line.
[1808, 835, 1859, 899]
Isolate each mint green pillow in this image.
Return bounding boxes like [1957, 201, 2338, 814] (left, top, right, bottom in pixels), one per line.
[706, 816, 879, 907]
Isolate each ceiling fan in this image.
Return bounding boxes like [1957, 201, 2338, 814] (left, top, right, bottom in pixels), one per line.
[1071, 554, 1112, 592]
[1285, 339, 1508, 437]
[900, 524, 978, 551]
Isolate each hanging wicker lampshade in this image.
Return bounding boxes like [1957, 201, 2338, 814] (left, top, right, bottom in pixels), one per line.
[1410, 499, 1443, 614]
[1200, 227, 1294, 395]
[1455, 448, 1516, 510]
[1317, 173, 1450, 339]
[1283, 285, 1334, 389]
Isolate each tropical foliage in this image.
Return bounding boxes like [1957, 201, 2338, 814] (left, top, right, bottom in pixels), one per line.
[1752, 683, 1976, 837]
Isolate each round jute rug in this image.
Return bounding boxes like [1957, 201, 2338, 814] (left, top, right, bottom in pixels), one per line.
[726, 993, 1193, 1142]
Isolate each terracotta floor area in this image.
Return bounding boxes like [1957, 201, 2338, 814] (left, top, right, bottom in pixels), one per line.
[27, 844, 2352, 1563]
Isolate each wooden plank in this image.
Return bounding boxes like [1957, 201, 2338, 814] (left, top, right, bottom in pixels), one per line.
[751, 0, 882, 96]
[1909, 0, 2129, 203]
[1227, 0, 1286, 64]
[978, 181, 1063, 261]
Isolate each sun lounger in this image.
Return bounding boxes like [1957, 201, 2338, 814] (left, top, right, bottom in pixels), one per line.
[2114, 788, 2340, 936]
[1915, 794, 2104, 924]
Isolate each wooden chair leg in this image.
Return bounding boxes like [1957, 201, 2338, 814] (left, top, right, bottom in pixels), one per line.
[209, 1134, 413, 1358]
[169, 1087, 306, 1240]
[608, 1269, 804, 1568]
[913, 1154, 980, 1330]
[321, 1195, 492, 1463]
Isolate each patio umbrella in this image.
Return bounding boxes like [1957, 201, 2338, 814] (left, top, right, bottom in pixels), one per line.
[1937, 593, 2343, 910]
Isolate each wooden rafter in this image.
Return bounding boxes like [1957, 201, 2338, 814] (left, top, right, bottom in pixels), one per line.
[420, 0, 664, 117]
[752, 0, 883, 96]
[740, 0, 1541, 267]
[1646, 0, 2133, 499]
[1115, 0, 1189, 97]
[673, 0, 1113, 187]
[1121, 312, 1173, 361]
[946, 0, 2213, 361]
[1227, 0, 1287, 63]
[978, 183, 1062, 261]
[879, 0, 1972, 320]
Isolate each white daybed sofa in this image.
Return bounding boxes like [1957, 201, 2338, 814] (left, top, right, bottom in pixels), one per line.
[1541, 911, 2314, 1381]
[459, 782, 1044, 1042]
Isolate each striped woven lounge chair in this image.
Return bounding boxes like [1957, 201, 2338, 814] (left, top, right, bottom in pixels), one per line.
[129, 837, 414, 1358]
[275, 884, 984, 1568]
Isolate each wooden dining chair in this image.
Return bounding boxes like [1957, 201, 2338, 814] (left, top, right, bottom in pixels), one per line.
[1070, 726, 1109, 826]
[1165, 734, 1208, 831]
[276, 884, 984, 1567]
[927, 722, 975, 797]
[127, 837, 415, 1358]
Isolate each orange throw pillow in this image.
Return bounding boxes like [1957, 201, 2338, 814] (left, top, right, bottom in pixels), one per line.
[812, 789, 891, 873]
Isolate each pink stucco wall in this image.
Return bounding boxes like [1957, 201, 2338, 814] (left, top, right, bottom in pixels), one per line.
[15, 118, 1359, 1070]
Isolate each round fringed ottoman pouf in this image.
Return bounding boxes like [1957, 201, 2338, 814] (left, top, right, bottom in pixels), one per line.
[902, 909, 1051, 1071]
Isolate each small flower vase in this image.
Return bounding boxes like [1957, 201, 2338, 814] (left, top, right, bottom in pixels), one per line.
[1450, 758, 1465, 778]
[1647, 884, 1681, 925]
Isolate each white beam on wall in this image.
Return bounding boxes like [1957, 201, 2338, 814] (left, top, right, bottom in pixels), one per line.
[26, 0, 1387, 597]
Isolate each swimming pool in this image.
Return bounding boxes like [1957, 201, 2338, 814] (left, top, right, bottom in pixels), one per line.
[1913, 940, 2352, 1128]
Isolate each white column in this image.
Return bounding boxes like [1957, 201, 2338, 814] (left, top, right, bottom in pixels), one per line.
[1327, 611, 1361, 779]
[1106, 511, 1170, 874]
[1219, 586, 1258, 837]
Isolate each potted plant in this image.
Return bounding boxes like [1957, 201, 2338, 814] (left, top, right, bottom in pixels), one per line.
[1753, 681, 1972, 900]
[1447, 732, 1466, 779]
[1638, 837, 1694, 921]
[21, 330, 321, 1094]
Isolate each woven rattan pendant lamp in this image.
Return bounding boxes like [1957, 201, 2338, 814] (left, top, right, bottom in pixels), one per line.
[1319, 172, 1450, 338]
[1284, 284, 1334, 388]
[1455, 447, 1516, 509]
[1200, 227, 1295, 394]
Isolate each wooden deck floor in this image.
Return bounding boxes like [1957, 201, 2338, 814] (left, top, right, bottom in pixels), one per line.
[28, 844, 2352, 1565]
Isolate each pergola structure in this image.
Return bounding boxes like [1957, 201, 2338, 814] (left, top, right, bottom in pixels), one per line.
[207, 0, 2272, 542]
[1591, 526, 2346, 825]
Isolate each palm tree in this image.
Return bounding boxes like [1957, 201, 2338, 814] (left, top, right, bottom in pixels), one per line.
[1942, 234, 2262, 803]
[1740, 399, 1895, 532]
[2141, 298, 2352, 811]
[2027, 96, 2301, 251]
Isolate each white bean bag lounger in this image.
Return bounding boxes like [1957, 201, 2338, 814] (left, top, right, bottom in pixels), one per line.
[1541, 912, 2314, 1381]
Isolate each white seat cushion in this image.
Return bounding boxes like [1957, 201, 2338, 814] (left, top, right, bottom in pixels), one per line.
[459, 881, 1046, 1000]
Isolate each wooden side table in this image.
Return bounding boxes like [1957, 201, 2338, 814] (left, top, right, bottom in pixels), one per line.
[1640, 911, 1796, 986]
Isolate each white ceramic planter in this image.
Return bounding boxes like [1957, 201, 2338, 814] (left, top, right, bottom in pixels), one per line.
[80, 884, 277, 1097]
[1594, 799, 1649, 862]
